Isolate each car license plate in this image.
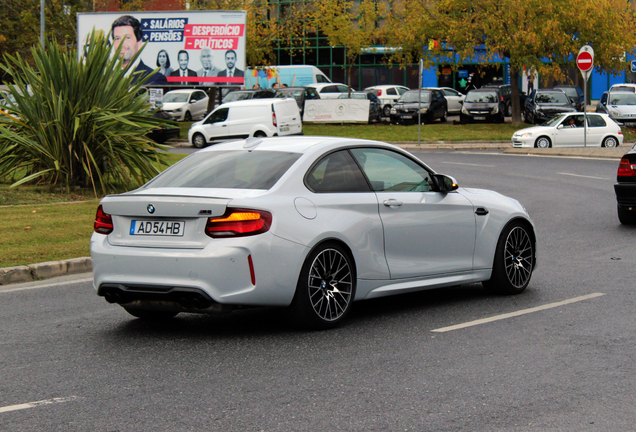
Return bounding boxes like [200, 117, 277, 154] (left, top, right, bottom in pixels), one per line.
[130, 220, 185, 236]
[401, 115, 412, 119]
[474, 116, 486, 120]
[280, 126, 290, 132]
[625, 122, 635, 127]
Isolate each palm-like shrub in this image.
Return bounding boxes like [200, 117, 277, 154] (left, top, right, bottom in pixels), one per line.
[0, 32, 170, 194]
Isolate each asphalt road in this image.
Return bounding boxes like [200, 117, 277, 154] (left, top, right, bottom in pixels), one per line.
[1, 150, 635, 431]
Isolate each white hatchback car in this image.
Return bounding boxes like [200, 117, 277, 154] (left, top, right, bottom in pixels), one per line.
[91, 136, 537, 329]
[512, 113, 623, 148]
[162, 89, 209, 122]
[425, 87, 466, 114]
[305, 83, 354, 100]
[364, 85, 410, 117]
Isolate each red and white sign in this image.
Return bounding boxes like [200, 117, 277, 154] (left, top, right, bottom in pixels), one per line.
[576, 51, 594, 72]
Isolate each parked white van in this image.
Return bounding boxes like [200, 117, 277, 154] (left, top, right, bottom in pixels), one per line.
[244, 65, 331, 88]
[188, 99, 303, 148]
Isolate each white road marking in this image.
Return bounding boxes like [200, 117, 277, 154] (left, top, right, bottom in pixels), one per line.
[0, 277, 93, 294]
[557, 172, 609, 180]
[0, 396, 80, 414]
[441, 161, 495, 167]
[431, 293, 606, 333]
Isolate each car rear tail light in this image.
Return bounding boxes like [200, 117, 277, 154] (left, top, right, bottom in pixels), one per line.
[205, 208, 272, 238]
[377, 90, 383, 96]
[617, 158, 636, 177]
[94, 205, 113, 235]
[501, 96, 504, 101]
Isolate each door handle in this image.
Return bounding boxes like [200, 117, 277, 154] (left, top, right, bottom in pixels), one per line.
[383, 199, 403, 208]
[222, 125, 227, 127]
[475, 207, 489, 216]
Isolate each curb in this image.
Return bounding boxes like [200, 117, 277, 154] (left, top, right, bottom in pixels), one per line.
[0, 257, 92, 286]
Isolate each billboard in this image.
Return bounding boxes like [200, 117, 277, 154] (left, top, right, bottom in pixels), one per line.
[77, 11, 247, 88]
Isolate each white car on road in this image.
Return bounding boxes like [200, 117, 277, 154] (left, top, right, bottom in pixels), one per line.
[512, 113, 623, 148]
[91, 136, 537, 329]
[162, 89, 209, 122]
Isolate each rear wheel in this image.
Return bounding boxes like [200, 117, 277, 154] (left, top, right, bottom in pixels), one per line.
[618, 205, 636, 224]
[383, 105, 392, 117]
[290, 243, 356, 330]
[253, 131, 267, 138]
[483, 222, 535, 294]
[192, 133, 206, 148]
[123, 307, 178, 320]
[602, 136, 619, 148]
[535, 136, 551, 148]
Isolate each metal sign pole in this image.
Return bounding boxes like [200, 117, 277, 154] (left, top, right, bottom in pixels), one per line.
[584, 72, 588, 147]
[418, 59, 423, 144]
[577, 45, 594, 147]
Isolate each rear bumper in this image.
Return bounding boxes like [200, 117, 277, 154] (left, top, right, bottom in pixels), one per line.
[90, 231, 307, 307]
[615, 183, 636, 207]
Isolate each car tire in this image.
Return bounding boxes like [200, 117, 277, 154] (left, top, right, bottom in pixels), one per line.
[535, 136, 551, 148]
[618, 205, 636, 225]
[289, 242, 356, 330]
[253, 131, 267, 138]
[123, 307, 178, 320]
[383, 105, 392, 117]
[506, 103, 512, 117]
[602, 136, 619, 148]
[483, 221, 535, 295]
[192, 133, 206, 148]
[184, 111, 192, 122]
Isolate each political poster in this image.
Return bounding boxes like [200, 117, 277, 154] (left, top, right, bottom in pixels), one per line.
[77, 11, 247, 88]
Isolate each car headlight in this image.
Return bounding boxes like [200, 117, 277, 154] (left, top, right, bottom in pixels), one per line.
[419, 108, 428, 113]
[174, 108, 182, 113]
[461, 105, 468, 114]
[609, 110, 621, 117]
[492, 106, 499, 114]
[519, 132, 532, 138]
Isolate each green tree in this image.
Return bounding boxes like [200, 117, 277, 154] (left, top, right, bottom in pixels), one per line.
[0, 31, 169, 194]
[312, 0, 380, 93]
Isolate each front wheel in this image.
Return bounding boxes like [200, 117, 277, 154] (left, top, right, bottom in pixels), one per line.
[483, 222, 535, 294]
[290, 243, 356, 330]
[602, 136, 619, 148]
[192, 133, 206, 148]
[184, 111, 192, 122]
[253, 131, 267, 138]
[383, 105, 392, 117]
[440, 108, 447, 123]
[535, 136, 551, 148]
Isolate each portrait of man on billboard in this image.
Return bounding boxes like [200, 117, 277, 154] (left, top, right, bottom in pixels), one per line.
[197, 47, 220, 86]
[170, 50, 198, 84]
[111, 15, 168, 86]
[217, 49, 244, 78]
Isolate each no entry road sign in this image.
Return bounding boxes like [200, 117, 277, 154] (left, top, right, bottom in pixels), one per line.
[577, 51, 594, 72]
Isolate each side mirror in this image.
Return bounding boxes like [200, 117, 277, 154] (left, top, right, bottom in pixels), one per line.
[557, 124, 563, 129]
[432, 174, 459, 193]
[459, 100, 463, 105]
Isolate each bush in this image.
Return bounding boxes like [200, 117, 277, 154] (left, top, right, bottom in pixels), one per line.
[0, 31, 170, 194]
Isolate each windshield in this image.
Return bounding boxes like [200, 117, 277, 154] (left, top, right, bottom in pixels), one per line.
[543, 114, 568, 127]
[163, 93, 190, 103]
[556, 87, 577, 98]
[400, 92, 430, 103]
[223, 92, 252, 103]
[608, 92, 636, 105]
[465, 91, 498, 103]
[145, 150, 301, 190]
[536, 92, 569, 104]
[275, 90, 302, 102]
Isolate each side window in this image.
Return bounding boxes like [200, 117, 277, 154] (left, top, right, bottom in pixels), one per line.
[316, 74, 329, 83]
[204, 108, 229, 124]
[337, 85, 349, 93]
[587, 114, 607, 128]
[397, 87, 409, 95]
[323, 85, 338, 93]
[443, 89, 457, 97]
[350, 148, 433, 192]
[387, 88, 397, 96]
[195, 91, 206, 100]
[305, 150, 371, 193]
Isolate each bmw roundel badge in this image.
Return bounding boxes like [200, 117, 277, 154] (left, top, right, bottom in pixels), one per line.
[147, 204, 155, 214]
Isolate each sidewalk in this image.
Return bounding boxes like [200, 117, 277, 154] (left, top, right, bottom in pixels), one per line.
[0, 141, 629, 286]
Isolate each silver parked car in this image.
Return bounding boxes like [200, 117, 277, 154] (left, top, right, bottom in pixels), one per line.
[596, 90, 636, 127]
[91, 136, 537, 329]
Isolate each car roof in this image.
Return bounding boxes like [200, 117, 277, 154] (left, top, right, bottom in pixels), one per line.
[165, 89, 201, 94]
[364, 85, 409, 89]
[306, 83, 347, 90]
[218, 99, 283, 108]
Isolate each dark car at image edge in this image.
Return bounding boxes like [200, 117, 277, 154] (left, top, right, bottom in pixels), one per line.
[615, 143, 636, 224]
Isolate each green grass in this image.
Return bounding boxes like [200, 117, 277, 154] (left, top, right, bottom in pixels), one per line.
[176, 121, 636, 143]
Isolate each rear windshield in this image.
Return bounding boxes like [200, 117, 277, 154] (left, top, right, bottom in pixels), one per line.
[465, 91, 498, 103]
[223, 91, 252, 103]
[400, 92, 430, 103]
[145, 150, 301, 190]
